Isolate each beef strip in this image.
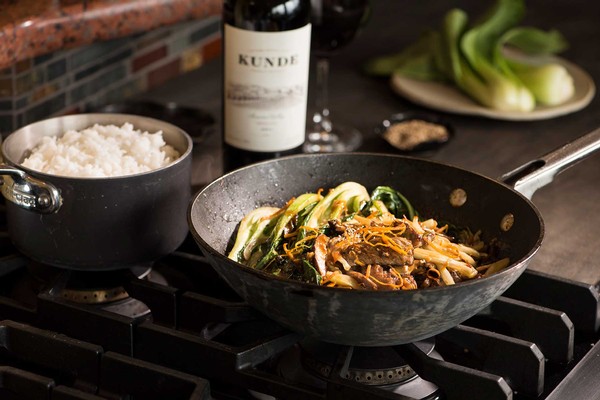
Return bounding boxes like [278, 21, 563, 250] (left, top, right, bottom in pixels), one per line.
[412, 261, 442, 288]
[336, 236, 414, 267]
[346, 270, 378, 290]
[364, 264, 400, 286]
[349, 264, 417, 291]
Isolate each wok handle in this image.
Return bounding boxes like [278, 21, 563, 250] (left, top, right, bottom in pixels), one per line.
[499, 127, 600, 199]
[0, 165, 62, 214]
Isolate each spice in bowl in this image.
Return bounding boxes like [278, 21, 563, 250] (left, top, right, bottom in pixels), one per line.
[382, 119, 450, 151]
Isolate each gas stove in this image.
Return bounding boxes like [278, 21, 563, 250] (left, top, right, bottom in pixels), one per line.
[0, 206, 598, 399]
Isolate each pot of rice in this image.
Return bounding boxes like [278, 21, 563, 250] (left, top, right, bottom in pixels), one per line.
[0, 113, 193, 270]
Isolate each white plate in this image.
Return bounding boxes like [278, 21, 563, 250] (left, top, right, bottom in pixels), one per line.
[390, 55, 596, 121]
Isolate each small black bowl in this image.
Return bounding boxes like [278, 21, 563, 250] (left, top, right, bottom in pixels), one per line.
[375, 111, 454, 153]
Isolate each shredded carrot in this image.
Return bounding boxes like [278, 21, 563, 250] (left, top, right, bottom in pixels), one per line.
[282, 243, 296, 262]
[388, 267, 402, 279]
[353, 215, 373, 225]
[354, 258, 365, 267]
[368, 275, 404, 289]
[239, 188, 503, 291]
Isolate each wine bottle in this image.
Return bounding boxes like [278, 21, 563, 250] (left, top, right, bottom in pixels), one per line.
[222, 0, 311, 172]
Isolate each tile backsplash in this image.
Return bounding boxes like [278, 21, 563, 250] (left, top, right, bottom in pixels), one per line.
[0, 16, 221, 136]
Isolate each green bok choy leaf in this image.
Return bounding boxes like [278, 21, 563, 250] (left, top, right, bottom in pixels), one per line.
[228, 207, 280, 264]
[363, 0, 575, 112]
[364, 186, 417, 219]
[253, 193, 322, 270]
[298, 181, 370, 239]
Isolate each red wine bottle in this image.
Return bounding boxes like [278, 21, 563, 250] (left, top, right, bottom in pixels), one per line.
[222, 0, 311, 172]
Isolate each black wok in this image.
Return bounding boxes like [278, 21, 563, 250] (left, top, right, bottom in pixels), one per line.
[189, 128, 600, 346]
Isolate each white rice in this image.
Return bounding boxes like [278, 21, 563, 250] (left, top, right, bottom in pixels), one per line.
[21, 123, 181, 178]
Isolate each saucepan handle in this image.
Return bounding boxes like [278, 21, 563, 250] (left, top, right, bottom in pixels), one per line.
[0, 165, 62, 214]
[500, 127, 600, 199]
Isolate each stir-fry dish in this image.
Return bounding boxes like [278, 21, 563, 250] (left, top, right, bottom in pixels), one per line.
[228, 182, 509, 290]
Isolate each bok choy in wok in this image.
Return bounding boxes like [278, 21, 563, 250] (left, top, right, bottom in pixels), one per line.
[228, 182, 509, 290]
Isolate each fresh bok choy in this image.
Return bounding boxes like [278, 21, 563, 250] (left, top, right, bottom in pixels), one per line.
[227, 182, 509, 290]
[228, 206, 281, 265]
[250, 193, 322, 271]
[495, 27, 574, 106]
[298, 181, 370, 240]
[363, 0, 575, 112]
[228, 182, 415, 281]
[363, 186, 417, 220]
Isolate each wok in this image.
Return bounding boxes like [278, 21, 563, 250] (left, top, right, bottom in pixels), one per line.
[189, 128, 600, 346]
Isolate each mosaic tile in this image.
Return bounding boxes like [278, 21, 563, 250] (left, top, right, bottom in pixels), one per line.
[132, 46, 167, 73]
[47, 59, 67, 81]
[70, 38, 130, 70]
[70, 65, 127, 103]
[202, 37, 221, 62]
[14, 59, 32, 74]
[74, 49, 133, 81]
[24, 93, 66, 125]
[168, 34, 190, 56]
[0, 78, 13, 97]
[0, 67, 13, 77]
[1, 15, 223, 131]
[0, 114, 14, 135]
[85, 79, 143, 110]
[15, 70, 43, 95]
[15, 96, 27, 110]
[147, 59, 180, 89]
[181, 47, 203, 73]
[135, 28, 173, 51]
[31, 82, 61, 103]
[190, 17, 220, 44]
[34, 53, 54, 66]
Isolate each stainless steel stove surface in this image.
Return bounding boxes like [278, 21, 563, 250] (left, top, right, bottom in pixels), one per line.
[0, 205, 598, 400]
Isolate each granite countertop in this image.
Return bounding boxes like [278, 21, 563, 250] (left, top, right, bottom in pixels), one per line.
[0, 0, 221, 70]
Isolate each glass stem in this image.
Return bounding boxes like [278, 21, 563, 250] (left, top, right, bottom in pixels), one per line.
[313, 56, 333, 133]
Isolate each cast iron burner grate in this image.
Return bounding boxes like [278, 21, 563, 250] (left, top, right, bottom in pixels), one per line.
[0, 320, 209, 400]
[0, 217, 598, 399]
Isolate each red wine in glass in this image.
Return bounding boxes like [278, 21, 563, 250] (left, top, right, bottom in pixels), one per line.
[312, 0, 369, 54]
[305, 0, 370, 153]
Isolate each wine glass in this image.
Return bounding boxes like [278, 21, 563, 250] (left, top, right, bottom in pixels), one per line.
[304, 0, 370, 153]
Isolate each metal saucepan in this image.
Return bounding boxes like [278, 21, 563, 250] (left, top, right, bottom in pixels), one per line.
[189, 128, 600, 347]
[0, 113, 193, 270]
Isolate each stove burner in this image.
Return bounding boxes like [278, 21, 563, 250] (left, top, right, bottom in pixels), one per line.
[47, 265, 153, 305]
[300, 338, 436, 386]
[61, 286, 128, 304]
[272, 340, 441, 400]
[3, 261, 170, 319]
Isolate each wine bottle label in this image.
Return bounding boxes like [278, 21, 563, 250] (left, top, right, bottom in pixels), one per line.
[224, 23, 311, 152]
